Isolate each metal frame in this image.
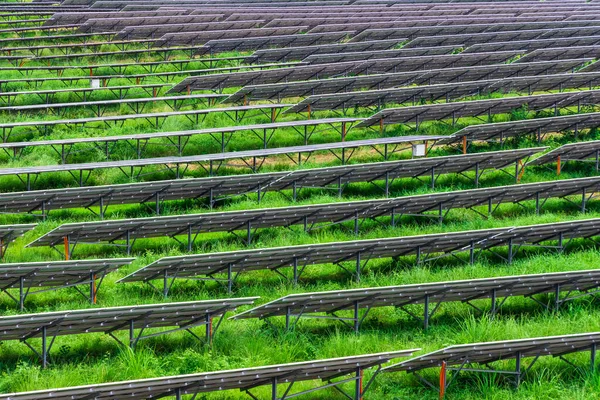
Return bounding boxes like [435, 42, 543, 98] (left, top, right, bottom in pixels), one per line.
[0, 350, 418, 399]
[233, 269, 600, 332]
[1, 298, 257, 368]
[384, 333, 600, 396]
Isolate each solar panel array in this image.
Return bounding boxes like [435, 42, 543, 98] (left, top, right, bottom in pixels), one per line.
[169, 51, 522, 92]
[232, 269, 600, 330]
[118, 217, 600, 290]
[5, 1, 600, 399]
[225, 59, 584, 102]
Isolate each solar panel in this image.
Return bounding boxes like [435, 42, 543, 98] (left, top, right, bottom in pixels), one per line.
[114, 20, 264, 40]
[0, 148, 540, 218]
[350, 21, 600, 41]
[78, 14, 225, 33]
[383, 332, 600, 392]
[463, 35, 600, 53]
[119, 216, 600, 292]
[285, 72, 600, 113]
[195, 31, 354, 55]
[527, 140, 600, 170]
[0, 94, 226, 116]
[169, 51, 521, 92]
[0, 350, 417, 400]
[348, 27, 417, 42]
[153, 26, 307, 47]
[357, 89, 600, 129]
[0, 298, 258, 367]
[515, 46, 600, 62]
[442, 112, 600, 146]
[2, 38, 157, 58]
[0, 104, 287, 143]
[0, 54, 248, 75]
[304, 16, 577, 35]
[302, 45, 458, 64]
[0, 44, 204, 65]
[0, 258, 134, 310]
[256, 16, 573, 29]
[43, 10, 191, 26]
[0, 117, 360, 162]
[0, 224, 36, 259]
[1, 134, 439, 191]
[232, 269, 600, 331]
[226, 59, 585, 103]
[0, 31, 116, 50]
[225, 10, 444, 22]
[0, 60, 295, 92]
[245, 38, 403, 63]
[403, 26, 600, 48]
[262, 16, 407, 28]
[0, 84, 171, 107]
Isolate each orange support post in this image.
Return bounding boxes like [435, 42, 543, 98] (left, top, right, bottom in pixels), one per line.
[360, 369, 364, 399]
[462, 136, 467, 154]
[63, 236, 69, 261]
[379, 118, 384, 134]
[307, 104, 311, 120]
[557, 155, 561, 175]
[439, 361, 447, 400]
[187, 85, 191, 96]
[355, 368, 364, 400]
[342, 122, 347, 141]
[243, 95, 248, 106]
[89, 67, 93, 77]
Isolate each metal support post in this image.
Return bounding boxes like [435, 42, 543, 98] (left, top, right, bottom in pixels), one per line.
[355, 368, 363, 400]
[424, 295, 430, 330]
[515, 351, 522, 387]
[354, 301, 360, 333]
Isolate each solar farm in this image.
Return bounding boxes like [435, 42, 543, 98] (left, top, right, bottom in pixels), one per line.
[6, 0, 600, 399]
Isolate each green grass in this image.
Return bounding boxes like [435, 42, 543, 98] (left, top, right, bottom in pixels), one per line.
[2, 18, 600, 400]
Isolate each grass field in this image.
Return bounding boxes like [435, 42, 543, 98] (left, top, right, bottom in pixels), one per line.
[2, 7, 600, 400]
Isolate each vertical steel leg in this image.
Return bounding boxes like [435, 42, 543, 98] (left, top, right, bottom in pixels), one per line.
[424, 295, 430, 330]
[515, 351, 522, 388]
[293, 258, 298, 285]
[90, 272, 96, 304]
[354, 368, 363, 400]
[129, 319, 135, 349]
[227, 264, 233, 294]
[247, 221, 252, 245]
[354, 301, 360, 333]
[163, 269, 169, 297]
[19, 276, 24, 311]
[271, 378, 277, 400]
[42, 326, 47, 368]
